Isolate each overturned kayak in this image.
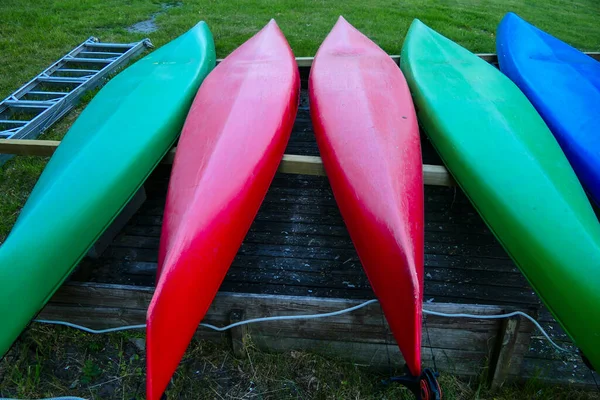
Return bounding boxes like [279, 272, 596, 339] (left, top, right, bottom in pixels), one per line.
[146, 20, 300, 400]
[401, 19, 600, 371]
[310, 17, 424, 377]
[0, 22, 215, 357]
[497, 12, 600, 206]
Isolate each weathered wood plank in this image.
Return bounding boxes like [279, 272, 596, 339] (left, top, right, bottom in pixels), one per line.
[133, 199, 491, 231]
[39, 303, 491, 376]
[293, 52, 600, 67]
[519, 357, 599, 387]
[122, 220, 499, 251]
[278, 154, 324, 176]
[231, 254, 516, 275]
[102, 243, 518, 276]
[41, 282, 546, 381]
[46, 283, 535, 337]
[251, 336, 487, 376]
[221, 266, 529, 290]
[229, 310, 248, 358]
[128, 210, 494, 237]
[99, 248, 527, 309]
[121, 259, 526, 293]
[0, 139, 61, 155]
[48, 282, 528, 326]
[0, 139, 454, 187]
[489, 317, 521, 389]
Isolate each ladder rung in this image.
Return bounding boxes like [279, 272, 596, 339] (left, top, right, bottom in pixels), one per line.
[66, 57, 112, 64]
[0, 127, 21, 135]
[4, 100, 54, 108]
[0, 120, 29, 125]
[0, 128, 20, 138]
[27, 91, 69, 97]
[38, 76, 87, 84]
[55, 68, 99, 74]
[85, 42, 134, 49]
[79, 51, 122, 58]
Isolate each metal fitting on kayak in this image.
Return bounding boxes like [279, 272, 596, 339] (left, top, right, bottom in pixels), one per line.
[385, 368, 442, 400]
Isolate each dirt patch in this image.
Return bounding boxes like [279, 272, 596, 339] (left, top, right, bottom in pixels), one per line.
[127, 2, 183, 34]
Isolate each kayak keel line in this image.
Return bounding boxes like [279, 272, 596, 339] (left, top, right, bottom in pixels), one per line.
[401, 18, 600, 372]
[309, 16, 443, 396]
[0, 21, 216, 359]
[146, 19, 300, 400]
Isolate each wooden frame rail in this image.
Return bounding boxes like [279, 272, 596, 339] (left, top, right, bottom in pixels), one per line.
[0, 139, 455, 186]
[217, 52, 600, 67]
[41, 281, 535, 388]
[5, 51, 599, 187]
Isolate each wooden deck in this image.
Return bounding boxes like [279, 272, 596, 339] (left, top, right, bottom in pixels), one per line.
[82, 92, 533, 304]
[62, 88, 599, 388]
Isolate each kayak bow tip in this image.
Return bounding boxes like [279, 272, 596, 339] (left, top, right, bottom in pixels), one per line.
[408, 18, 428, 32]
[145, 318, 170, 400]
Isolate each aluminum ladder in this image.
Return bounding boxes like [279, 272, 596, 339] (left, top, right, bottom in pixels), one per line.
[0, 36, 153, 165]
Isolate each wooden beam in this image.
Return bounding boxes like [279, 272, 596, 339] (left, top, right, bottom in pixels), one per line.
[423, 164, 454, 187]
[0, 139, 60, 156]
[279, 154, 325, 176]
[489, 317, 521, 389]
[0, 139, 455, 186]
[218, 52, 600, 67]
[229, 309, 248, 358]
[40, 281, 537, 377]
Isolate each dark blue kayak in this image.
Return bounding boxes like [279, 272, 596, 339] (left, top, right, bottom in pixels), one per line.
[497, 12, 600, 205]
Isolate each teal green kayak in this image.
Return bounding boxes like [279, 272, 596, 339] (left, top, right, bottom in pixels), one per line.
[0, 22, 215, 356]
[400, 20, 600, 370]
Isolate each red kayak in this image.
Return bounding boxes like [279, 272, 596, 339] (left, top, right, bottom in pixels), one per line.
[309, 17, 424, 377]
[146, 20, 300, 400]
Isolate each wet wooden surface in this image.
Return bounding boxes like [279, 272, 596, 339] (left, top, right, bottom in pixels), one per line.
[74, 89, 598, 387]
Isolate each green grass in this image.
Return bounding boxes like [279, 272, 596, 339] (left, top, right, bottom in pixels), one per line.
[1, 0, 600, 241]
[1, 0, 600, 99]
[1, 326, 599, 399]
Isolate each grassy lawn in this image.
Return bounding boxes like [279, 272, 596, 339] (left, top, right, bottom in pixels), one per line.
[1, 0, 600, 398]
[1, 0, 600, 240]
[1, 325, 599, 399]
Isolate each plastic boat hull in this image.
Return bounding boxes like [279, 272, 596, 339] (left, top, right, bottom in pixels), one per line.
[146, 20, 300, 400]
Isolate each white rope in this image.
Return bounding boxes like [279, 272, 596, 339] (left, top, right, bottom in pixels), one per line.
[422, 309, 571, 353]
[0, 397, 87, 400]
[33, 320, 145, 334]
[33, 299, 572, 353]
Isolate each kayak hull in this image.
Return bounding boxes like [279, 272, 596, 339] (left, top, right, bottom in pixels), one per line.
[497, 12, 600, 206]
[401, 19, 600, 371]
[146, 20, 300, 400]
[0, 22, 215, 357]
[309, 17, 424, 376]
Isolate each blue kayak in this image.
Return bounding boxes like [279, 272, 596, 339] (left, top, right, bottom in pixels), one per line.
[497, 12, 600, 205]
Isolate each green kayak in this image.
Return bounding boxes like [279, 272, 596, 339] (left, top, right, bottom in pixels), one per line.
[400, 20, 600, 370]
[0, 22, 215, 356]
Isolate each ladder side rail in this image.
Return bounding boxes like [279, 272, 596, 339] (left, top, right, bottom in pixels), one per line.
[5, 37, 97, 102]
[10, 38, 151, 141]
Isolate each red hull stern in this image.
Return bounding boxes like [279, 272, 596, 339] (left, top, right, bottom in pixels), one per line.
[309, 17, 424, 376]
